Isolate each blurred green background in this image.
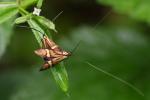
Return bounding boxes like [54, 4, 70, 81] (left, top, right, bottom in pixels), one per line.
[0, 0, 150, 100]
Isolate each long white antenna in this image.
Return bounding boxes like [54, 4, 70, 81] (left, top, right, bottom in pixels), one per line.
[52, 11, 64, 22]
[92, 9, 112, 30]
[70, 40, 81, 55]
[85, 62, 144, 96]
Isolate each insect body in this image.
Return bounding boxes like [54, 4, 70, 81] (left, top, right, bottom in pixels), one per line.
[35, 36, 71, 71]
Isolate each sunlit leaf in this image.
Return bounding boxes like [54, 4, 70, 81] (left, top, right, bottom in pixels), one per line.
[0, 2, 18, 24]
[35, 16, 57, 32]
[27, 18, 47, 46]
[0, 18, 14, 59]
[36, 0, 43, 8]
[14, 14, 32, 24]
[18, 0, 38, 8]
[51, 62, 69, 93]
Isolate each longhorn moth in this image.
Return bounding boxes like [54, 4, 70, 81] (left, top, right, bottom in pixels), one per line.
[35, 35, 71, 71]
[16, 25, 78, 71]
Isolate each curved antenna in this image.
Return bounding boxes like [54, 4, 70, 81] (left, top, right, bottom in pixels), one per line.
[85, 62, 144, 96]
[92, 9, 112, 30]
[52, 11, 63, 22]
[70, 40, 81, 55]
[15, 25, 45, 37]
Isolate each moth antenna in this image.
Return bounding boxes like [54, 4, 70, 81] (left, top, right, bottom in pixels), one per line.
[92, 9, 112, 30]
[15, 25, 45, 36]
[85, 61, 144, 96]
[70, 40, 81, 55]
[67, 10, 112, 56]
[52, 11, 63, 22]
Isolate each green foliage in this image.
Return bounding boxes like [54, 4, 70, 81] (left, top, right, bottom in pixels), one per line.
[18, 0, 38, 8]
[27, 18, 47, 46]
[36, 0, 43, 9]
[51, 62, 69, 93]
[35, 16, 57, 32]
[97, 0, 150, 23]
[0, 0, 39, 58]
[0, 2, 18, 24]
[14, 14, 32, 24]
[0, 0, 16, 59]
[0, 0, 38, 24]
[0, 0, 69, 93]
[0, 19, 14, 58]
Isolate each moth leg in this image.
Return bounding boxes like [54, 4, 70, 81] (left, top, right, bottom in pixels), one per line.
[39, 61, 52, 71]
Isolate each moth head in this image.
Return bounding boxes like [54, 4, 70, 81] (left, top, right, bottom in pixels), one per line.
[34, 49, 47, 57]
[63, 51, 71, 56]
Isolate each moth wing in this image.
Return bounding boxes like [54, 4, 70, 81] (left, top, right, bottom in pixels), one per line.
[51, 55, 67, 65]
[44, 36, 58, 49]
[42, 37, 49, 48]
[42, 36, 64, 55]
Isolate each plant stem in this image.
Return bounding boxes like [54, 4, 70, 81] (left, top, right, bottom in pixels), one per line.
[18, 7, 29, 15]
[36, 0, 43, 9]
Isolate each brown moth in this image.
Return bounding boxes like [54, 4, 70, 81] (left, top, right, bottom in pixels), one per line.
[34, 36, 71, 71]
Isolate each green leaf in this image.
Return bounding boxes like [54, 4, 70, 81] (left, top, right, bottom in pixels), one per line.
[27, 19, 44, 46]
[18, 0, 38, 8]
[51, 62, 69, 93]
[27, 16, 69, 93]
[36, 0, 43, 9]
[14, 14, 32, 24]
[0, 18, 14, 59]
[0, 2, 18, 24]
[35, 16, 57, 32]
[97, 0, 150, 23]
